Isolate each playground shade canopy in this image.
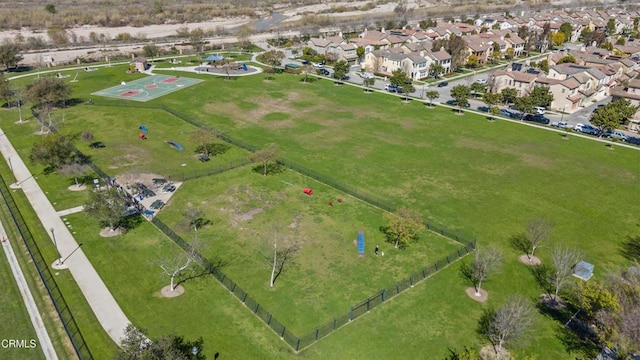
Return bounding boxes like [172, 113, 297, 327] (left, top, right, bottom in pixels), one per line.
[573, 261, 594, 281]
[205, 54, 224, 61]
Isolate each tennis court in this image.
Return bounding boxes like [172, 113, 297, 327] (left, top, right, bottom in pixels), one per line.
[92, 74, 203, 102]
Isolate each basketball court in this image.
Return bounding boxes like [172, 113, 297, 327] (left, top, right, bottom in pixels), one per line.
[92, 74, 203, 102]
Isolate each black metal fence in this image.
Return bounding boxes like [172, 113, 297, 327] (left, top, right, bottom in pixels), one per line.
[167, 159, 252, 181]
[152, 214, 475, 352]
[0, 173, 93, 359]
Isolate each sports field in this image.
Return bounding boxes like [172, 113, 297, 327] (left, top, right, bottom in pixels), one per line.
[92, 74, 202, 102]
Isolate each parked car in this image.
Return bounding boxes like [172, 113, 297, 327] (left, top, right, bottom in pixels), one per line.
[384, 84, 403, 93]
[534, 106, 546, 115]
[333, 73, 349, 81]
[317, 68, 330, 76]
[446, 99, 470, 108]
[551, 121, 570, 128]
[311, 62, 324, 68]
[580, 125, 599, 135]
[162, 183, 176, 192]
[359, 72, 374, 79]
[523, 114, 550, 124]
[475, 78, 487, 84]
[437, 81, 448, 87]
[605, 130, 629, 141]
[499, 109, 512, 117]
[477, 106, 490, 112]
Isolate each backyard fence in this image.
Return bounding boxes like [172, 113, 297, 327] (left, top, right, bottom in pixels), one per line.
[0, 173, 93, 360]
[151, 214, 476, 352]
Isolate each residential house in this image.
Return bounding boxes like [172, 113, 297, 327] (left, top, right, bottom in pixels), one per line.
[610, 78, 640, 131]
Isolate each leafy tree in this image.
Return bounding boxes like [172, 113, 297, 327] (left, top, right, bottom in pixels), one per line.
[142, 43, 159, 59]
[259, 50, 284, 68]
[444, 35, 469, 70]
[557, 55, 576, 64]
[469, 82, 486, 97]
[429, 63, 444, 78]
[538, 59, 549, 73]
[44, 4, 56, 14]
[591, 99, 638, 134]
[609, 98, 639, 124]
[450, 84, 471, 113]
[47, 25, 68, 46]
[490, 50, 502, 63]
[84, 187, 127, 231]
[500, 88, 517, 105]
[332, 60, 349, 82]
[505, 47, 515, 59]
[606, 18, 617, 36]
[479, 296, 536, 357]
[425, 90, 439, 107]
[524, 217, 553, 260]
[461, 246, 502, 296]
[584, 30, 606, 47]
[482, 92, 502, 107]
[0, 41, 24, 70]
[25, 76, 72, 131]
[114, 324, 205, 360]
[616, 36, 626, 46]
[190, 128, 221, 157]
[489, 106, 500, 121]
[379, 207, 424, 249]
[559, 22, 573, 41]
[0, 72, 12, 105]
[29, 133, 78, 171]
[363, 77, 375, 92]
[444, 346, 480, 360]
[514, 95, 534, 117]
[249, 143, 278, 176]
[301, 64, 314, 83]
[551, 32, 566, 47]
[189, 28, 205, 55]
[356, 46, 365, 61]
[529, 87, 553, 108]
[466, 54, 479, 68]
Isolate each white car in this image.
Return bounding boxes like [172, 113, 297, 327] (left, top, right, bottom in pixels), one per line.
[359, 72, 374, 79]
[551, 121, 570, 129]
[311, 62, 324, 68]
[573, 123, 585, 131]
[534, 106, 546, 115]
[475, 79, 487, 84]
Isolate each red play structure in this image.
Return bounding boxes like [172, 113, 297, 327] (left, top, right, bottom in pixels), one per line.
[303, 188, 313, 195]
[139, 133, 147, 140]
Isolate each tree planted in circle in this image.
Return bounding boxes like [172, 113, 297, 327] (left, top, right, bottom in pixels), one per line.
[114, 324, 207, 360]
[477, 296, 536, 359]
[425, 90, 439, 108]
[265, 223, 300, 288]
[460, 246, 502, 297]
[379, 207, 424, 249]
[450, 84, 471, 113]
[332, 60, 350, 82]
[84, 187, 128, 231]
[390, 68, 415, 101]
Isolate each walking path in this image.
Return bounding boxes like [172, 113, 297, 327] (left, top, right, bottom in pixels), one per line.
[56, 205, 85, 217]
[0, 129, 130, 346]
[0, 222, 58, 360]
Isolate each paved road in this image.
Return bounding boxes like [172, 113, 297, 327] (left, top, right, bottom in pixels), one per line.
[0, 129, 131, 346]
[1, 221, 58, 360]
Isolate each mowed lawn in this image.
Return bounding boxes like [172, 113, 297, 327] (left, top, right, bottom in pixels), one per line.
[0, 64, 638, 359]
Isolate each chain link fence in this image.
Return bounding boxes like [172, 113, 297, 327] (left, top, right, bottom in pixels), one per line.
[0, 173, 93, 359]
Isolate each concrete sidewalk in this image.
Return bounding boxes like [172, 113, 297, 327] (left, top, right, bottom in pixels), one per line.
[0, 129, 130, 346]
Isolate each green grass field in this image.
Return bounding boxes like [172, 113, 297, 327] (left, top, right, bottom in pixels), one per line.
[0, 63, 638, 359]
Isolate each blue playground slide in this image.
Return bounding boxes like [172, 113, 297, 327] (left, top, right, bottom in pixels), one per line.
[357, 231, 365, 254]
[140, 125, 148, 133]
[168, 141, 184, 151]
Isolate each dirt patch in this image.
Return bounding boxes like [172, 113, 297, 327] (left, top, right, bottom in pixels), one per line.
[518, 254, 541, 265]
[159, 285, 185, 298]
[465, 287, 488, 302]
[68, 184, 87, 191]
[480, 345, 512, 360]
[235, 208, 263, 222]
[99, 227, 125, 237]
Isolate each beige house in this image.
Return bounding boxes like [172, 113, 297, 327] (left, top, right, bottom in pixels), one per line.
[610, 79, 640, 131]
[489, 69, 537, 97]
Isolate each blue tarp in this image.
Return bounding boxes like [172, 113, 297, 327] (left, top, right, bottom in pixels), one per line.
[205, 54, 224, 61]
[168, 141, 184, 151]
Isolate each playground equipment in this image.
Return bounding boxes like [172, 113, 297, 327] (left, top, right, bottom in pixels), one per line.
[242, 63, 248, 71]
[357, 232, 365, 254]
[303, 188, 313, 195]
[139, 133, 147, 140]
[139, 125, 148, 133]
[168, 141, 184, 151]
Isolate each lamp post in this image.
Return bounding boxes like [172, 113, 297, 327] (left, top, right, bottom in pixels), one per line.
[50, 227, 61, 265]
[561, 105, 566, 123]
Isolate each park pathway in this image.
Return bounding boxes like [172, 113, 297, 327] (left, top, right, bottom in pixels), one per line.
[1, 220, 58, 360]
[0, 128, 131, 346]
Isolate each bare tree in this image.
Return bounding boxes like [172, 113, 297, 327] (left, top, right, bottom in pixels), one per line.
[525, 217, 554, 260]
[84, 187, 127, 231]
[158, 241, 199, 292]
[57, 162, 90, 188]
[480, 296, 536, 359]
[183, 206, 208, 232]
[267, 226, 299, 288]
[550, 245, 581, 303]
[461, 246, 502, 296]
[249, 143, 279, 176]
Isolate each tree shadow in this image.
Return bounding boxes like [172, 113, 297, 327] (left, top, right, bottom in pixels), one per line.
[509, 232, 529, 254]
[176, 254, 229, 287]
[620, 234, 640, 262]
[530, 264, 553, 296]
[120, 213, 144, 231]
